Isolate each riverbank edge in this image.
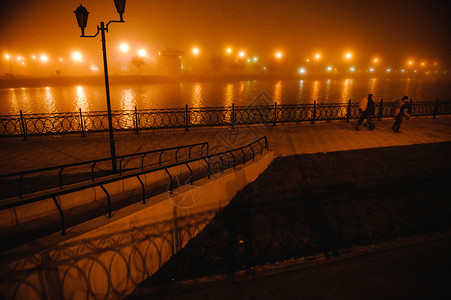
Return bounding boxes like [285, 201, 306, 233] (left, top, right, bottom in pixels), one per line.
[1, 74, 448, 88]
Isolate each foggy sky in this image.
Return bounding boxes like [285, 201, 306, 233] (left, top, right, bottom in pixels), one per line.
[1, 0, 450, 70]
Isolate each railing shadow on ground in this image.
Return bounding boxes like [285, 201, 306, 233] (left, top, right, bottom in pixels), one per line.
[0, 207, 219, 300]
[1, 100, 449, 138]
[0, 136, 272, 300]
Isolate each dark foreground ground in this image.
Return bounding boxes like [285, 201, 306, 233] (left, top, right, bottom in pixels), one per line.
[132, 142, 451, 298]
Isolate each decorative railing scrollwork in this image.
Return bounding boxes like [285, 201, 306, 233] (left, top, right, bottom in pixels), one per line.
[1, 100, 449, 137]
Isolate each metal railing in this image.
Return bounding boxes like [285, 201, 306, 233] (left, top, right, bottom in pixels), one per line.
[0, 136, 269, 235]
[1, 100, 449, 138]
[0, 142, 208, 199]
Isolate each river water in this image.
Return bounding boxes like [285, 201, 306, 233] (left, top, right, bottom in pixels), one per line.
[1, 78, 450, 115]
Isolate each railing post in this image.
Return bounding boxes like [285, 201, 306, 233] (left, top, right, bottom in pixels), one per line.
[79, 108, 85, 137]
[231, 103, 235, 129]
[273, 102, 277, 126]
[19, 110, 27, 140]
[346, 99, 351, 122]
[312, 101, 316, 124]
[134, 106, 139, 134]
[433, 98, 439, 118]
[378, 99, 383, 121]
[185, 104, 189, 131]
[52, 197, 66, 235]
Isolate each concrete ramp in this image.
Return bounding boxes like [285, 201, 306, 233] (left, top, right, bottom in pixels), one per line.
[0, 151, 274, 300]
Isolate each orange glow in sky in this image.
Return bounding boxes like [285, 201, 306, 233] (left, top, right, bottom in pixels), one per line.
[0, 0, 450, 75]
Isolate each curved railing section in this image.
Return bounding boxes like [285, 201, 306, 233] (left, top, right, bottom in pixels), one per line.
[0, 142, 208, 199]
[0, 136, 269, 235]
[1, 100, 450, 137]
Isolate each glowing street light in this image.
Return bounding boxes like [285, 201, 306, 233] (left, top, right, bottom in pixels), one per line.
[138, 49, 147, 57]
[326, 66, 333, 72]
[372, 57, 379, 63]
[386, 68, 391, 73]
[40, 54, 49, 62]
[226, 47, 232, 54]
[314, 53, 321, 60]
[275, 51, 283, 59]
[344, 52, 352, 60]
[238, 51, 246, 58]
[72, 51, 83, 62]
[74, 0, 126, 173]
[253, 56, 258, 62]
[120, 43, 129, 53]
[349, 67, 355, 72]
[192, 47, 200, 55]
[298, 67, 306, 74]
[369, 68, 375, 73]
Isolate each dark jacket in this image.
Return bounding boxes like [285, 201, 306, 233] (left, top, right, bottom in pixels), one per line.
[367, 99, 375, 115]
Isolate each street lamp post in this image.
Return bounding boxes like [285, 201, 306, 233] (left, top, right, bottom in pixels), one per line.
[74, 0, 126, 173]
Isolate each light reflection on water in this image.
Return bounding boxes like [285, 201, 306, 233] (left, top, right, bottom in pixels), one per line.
[325, 80, 331, 101]
[8, 88, 20, 113]
[311, 81, 319, 102]
[298, 80, 304, 103]
[342, 79, 352, 101]
[74, 85, 91, 112]
[369, 78, 377, 96]
[273, 81, 282, 103]
[43, 87, 56, 113]
[224, 84, 233, 107]
[191, 82, 203, 108]
[1, 78, 449, 114]
[120, 88, 136, 111]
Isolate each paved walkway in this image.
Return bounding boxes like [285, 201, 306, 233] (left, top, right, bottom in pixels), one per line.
[1, 116, 451, 174]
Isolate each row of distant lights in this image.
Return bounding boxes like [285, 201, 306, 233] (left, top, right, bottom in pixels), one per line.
[6, 46, 437, 68]
[193, 47, 282, 62]
[297, 67, 439, 75]
[3, 43, 148, 66]
[193, 48, 442, 74]
[4, 53, 80, 65]
[5, 53, 49, 65]
[4, 52, 101, 72]
[194, 48, 441, 71]
[6, 46, 443, 75]
[193, 48, 438, 65]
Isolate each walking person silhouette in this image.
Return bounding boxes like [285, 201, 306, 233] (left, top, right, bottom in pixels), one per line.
[392, 96, 410, 133]
[355, 93, 375, 131]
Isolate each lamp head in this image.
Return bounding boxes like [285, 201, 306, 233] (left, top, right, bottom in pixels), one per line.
[74, 5, 89, 36]
[114, 0, 126, 21]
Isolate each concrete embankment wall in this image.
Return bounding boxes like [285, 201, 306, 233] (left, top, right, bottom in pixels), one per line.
[1, 161, 215, 230]
[0, 151, 274, 300]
